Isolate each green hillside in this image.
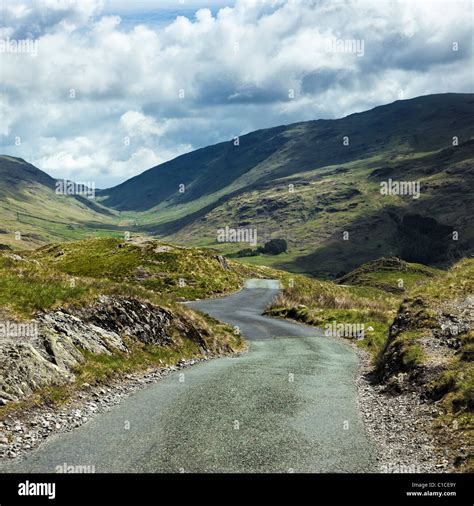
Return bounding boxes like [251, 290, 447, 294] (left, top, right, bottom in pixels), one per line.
[1, 94, 473, 277]
[167, 138, 474, 276]
[100, 93, 474, 276]
[25, 236, 272, 303]
[0, 157, 125, 250]
[337, 257, 441, 293]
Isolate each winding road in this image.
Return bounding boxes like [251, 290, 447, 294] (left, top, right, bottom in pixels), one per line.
[1, 280, 376, 473]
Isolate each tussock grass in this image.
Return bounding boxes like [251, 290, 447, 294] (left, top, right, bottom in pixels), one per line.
[267, 272, 398, 358]
[0, 237, 276, 318]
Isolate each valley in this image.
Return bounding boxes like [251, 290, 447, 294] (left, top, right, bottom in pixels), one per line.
[1, 93, 473, 277]
[0, 93, 472, 476]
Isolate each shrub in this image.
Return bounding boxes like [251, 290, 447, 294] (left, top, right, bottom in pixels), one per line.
[260, 238, 287, 255]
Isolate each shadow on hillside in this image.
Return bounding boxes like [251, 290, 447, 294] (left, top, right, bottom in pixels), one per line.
[290, 192, 472, 278]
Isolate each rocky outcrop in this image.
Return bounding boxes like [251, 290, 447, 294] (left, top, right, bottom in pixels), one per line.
[377, 295, 474, 394]
[74, 297, 176, 347]
[0, 296, 216, 404]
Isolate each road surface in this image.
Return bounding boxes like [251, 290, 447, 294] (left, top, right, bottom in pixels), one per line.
[1, 280, 376, 473]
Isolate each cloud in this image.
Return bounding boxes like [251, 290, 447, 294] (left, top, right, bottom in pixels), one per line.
[0, 0, 472, 188]
[0, 0, 103, 39]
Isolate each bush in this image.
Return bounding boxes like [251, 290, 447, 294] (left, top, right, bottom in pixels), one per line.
[228, 248, 259, 258]
[260, 238, 287, 255]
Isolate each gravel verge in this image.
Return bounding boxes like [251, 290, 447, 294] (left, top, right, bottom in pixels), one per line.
[354, 346, 455, 473]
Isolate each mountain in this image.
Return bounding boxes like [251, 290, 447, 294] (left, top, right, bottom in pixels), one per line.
[0, 156, 123, 249]
[1, 93, 473, 274]
[99, 93, 474, 213]
[99, 93, 474, 276]
[0, 155, 56, 195]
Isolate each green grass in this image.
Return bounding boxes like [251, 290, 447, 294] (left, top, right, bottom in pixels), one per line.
[26, 237, 273, 302]
[0, 253, 170, 318]
[266, 269, 398, 359]
[0, 237, 278, 323]
[0, 234, 289, 321]
[401, 343, 425, 367]
[75, 337, 201, 386]
[0, 272, 90, 315]
[337, 257, 441, 292]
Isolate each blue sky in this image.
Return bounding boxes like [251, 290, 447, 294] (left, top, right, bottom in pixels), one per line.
[0, 0, 472, 188]
[102, 1, 235, 28]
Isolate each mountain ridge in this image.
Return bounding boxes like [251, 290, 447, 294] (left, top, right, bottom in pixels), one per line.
[1, 92, 473, 274]
[97, 92, 474, 212]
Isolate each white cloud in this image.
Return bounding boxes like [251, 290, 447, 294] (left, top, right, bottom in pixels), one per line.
[120, 111, 166, 137]
[1, 0, 103, 38]
[0, 0, 472, 187]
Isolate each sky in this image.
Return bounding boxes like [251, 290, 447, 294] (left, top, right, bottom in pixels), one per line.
[0, 0, 472, 188]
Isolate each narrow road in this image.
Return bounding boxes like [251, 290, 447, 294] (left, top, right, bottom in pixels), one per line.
[1, 280, 376, 473]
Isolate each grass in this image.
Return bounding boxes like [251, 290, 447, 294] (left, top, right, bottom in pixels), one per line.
[27, 237, 273, 301]
[401, 343, 425, 367]
[0, 237, 278, 319]
[266, 270, 398, 359]
[337, 257, 440, 292]
[0, 254, 172, 319]
[0, 237, 256, 415]
[76, 337, 201, 385]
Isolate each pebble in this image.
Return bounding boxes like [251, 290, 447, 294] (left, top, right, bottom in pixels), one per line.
[354, 346, 455, 473]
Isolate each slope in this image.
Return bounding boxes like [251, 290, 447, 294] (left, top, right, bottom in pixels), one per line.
[0, 156, 125, 249]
